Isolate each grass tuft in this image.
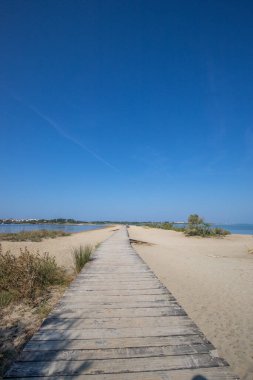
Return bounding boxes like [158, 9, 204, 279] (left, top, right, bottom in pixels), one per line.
[0, 291, 14, 308]
[0, 230, 70, 242]
[72, 245, 93, 274]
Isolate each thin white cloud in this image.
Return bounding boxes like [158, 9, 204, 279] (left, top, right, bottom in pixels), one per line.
[29, 105, 118, 171]
[4, 87, 118, 171]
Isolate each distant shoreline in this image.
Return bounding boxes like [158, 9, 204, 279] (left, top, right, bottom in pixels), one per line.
[0, 221, 252, 235]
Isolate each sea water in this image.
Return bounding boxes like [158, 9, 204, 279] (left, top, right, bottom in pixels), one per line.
[214, 224, 253, 235]
[173, 223, 253, 235]
[0, 223, 107, 234]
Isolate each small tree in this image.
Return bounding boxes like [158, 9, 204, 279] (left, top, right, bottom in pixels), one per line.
[185, 214, 230, 237]
[188, 214, 204, 227]
[186, 214, 211, 237]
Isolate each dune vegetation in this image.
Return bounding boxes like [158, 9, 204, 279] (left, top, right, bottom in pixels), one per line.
[0, 245, 70, 307]
[72, 245, 93, 273]
[0, 242, 94, 376]
[0, 229, 70, 242]
[143, 215, 230, 237]
[185, 214, 230, 237]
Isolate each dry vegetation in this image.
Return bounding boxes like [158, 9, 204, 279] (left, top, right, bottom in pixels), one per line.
[0, 229, 70, 242]
[72, 245, 93, 273]
[0, 243, 94, 377]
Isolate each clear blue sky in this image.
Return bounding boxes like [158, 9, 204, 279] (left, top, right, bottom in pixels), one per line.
[1, 0, 253, 223]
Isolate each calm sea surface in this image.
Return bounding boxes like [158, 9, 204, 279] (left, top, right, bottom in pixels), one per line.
[1, 223, 252, 235]
[214, 224, 253, 235]
[173, 223, 253, 235]
[0, 224, 107, 234]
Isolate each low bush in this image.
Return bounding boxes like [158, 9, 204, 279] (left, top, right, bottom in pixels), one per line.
[185, 214, 230, 237]
[0, 230, 70, 242]
[212, 227, 230, 236]
[72, 245, 93, 274]
[143, 222, 185, 232]
[185, 224, 212, 237]
[0, 245, 68, 303]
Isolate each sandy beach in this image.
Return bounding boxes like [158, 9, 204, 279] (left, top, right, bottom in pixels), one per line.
[0, 225, 117, 269]
[1, 224, 253, 378]
[129, 225, 253, 380]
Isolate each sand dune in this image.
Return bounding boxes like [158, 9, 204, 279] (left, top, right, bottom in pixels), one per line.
[129, 225, 253, 380]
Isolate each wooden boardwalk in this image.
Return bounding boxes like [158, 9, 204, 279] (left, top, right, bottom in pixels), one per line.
[5, 227, 238, 379]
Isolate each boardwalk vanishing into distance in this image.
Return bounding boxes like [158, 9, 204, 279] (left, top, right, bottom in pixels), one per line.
[5, 227, 238, 379]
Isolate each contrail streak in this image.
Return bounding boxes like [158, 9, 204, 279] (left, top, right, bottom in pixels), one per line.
[3, 87, 118, 171]
[29, 105, 118, 171]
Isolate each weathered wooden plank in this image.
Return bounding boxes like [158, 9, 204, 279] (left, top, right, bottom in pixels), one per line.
[24, 335, 208, 351]
[71, 277, 160, 282]
[60, 294, 175, 303]
[20, 343, 214, 361]
[40, 315, 192, 330]
[84, 269, 151, 273]
[76, 280, 158, 285]
[5, 354, 226, 377]
[5, 367, 238, 379]
[84, 271, 152, 274]
[48, 306, 186, 319]
[68, 285, 164, 290]
[65, 288, 168, 295]
[31, 325, 198, 340]
[69, 281, 162, 288]
[77, 273, 155, 277]
[54, 301, 178, 310]
[84, 264, 151, 268]
[72, 277, 160, 281]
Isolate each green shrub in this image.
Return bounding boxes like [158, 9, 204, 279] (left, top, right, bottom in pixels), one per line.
[185, 224, 212, 237]
[0, 230, 70, 242]
[187, 214, 204, 226]
[212, 227, 230, 236]
[0, 245, 67, 303]
[72, 245, 93, 274]
[185, 214, 230, 237]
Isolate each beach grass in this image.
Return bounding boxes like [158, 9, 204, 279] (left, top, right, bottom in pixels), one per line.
[0, 229, 70, 242]
[0, 245, 69, 303]
[0, 290, 14, 308]
[72, 245, 93, 273]
[0, 245, 72, 374]
[0, 235, 100, 377]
